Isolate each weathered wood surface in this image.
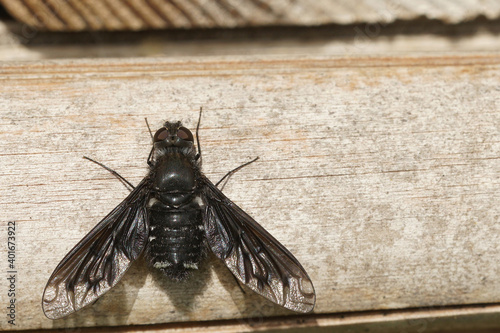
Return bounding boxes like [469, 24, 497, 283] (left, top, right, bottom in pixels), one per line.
[0, 54, 499, 331]
[2, 0, 500, 31]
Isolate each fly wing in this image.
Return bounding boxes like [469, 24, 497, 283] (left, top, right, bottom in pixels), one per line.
[42, 178, 151, 319]
[201, 176, 316, 313]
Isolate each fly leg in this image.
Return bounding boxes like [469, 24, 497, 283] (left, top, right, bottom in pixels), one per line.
[195, 107, 203, 163]
[216, 157, 259, 191]
[83, 156, 135, 191]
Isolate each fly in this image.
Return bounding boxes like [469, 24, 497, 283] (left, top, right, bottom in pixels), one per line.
[42, 109, 315, 319]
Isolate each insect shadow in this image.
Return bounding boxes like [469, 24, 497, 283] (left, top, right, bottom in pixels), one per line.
[148, 251, 211, 312]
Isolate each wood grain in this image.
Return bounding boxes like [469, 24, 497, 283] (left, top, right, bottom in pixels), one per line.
[0, 54, 499, 330]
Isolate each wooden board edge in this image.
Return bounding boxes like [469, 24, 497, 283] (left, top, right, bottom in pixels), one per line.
[26, 304, 500, 333]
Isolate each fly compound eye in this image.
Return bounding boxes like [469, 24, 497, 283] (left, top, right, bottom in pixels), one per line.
[153, 127, 169, 142]
[177, 127, 193, 141]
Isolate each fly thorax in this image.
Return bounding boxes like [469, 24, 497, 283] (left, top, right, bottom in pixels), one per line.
[152, 153, 197, 206]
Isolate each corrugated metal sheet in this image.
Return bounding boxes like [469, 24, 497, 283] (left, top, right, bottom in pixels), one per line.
[1, 0, 499, 31]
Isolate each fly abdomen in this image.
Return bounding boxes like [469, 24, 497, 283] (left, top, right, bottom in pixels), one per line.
[147, 200, 204, 280]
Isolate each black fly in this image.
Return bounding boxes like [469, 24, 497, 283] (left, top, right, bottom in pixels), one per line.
[42, 109, 315, 319]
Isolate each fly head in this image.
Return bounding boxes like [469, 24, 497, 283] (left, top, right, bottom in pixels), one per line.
[153, 121, 194, 147]
[149, 121, 198, 167]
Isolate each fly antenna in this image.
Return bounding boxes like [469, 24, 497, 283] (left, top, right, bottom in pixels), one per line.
[145, 117, 153, 143]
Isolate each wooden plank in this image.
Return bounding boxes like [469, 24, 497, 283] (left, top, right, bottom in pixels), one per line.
[0, 54, 499, 331]
[2, 0, 500, 31]
[24, 304, 500, 333]
[4, 18, 500, 61]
